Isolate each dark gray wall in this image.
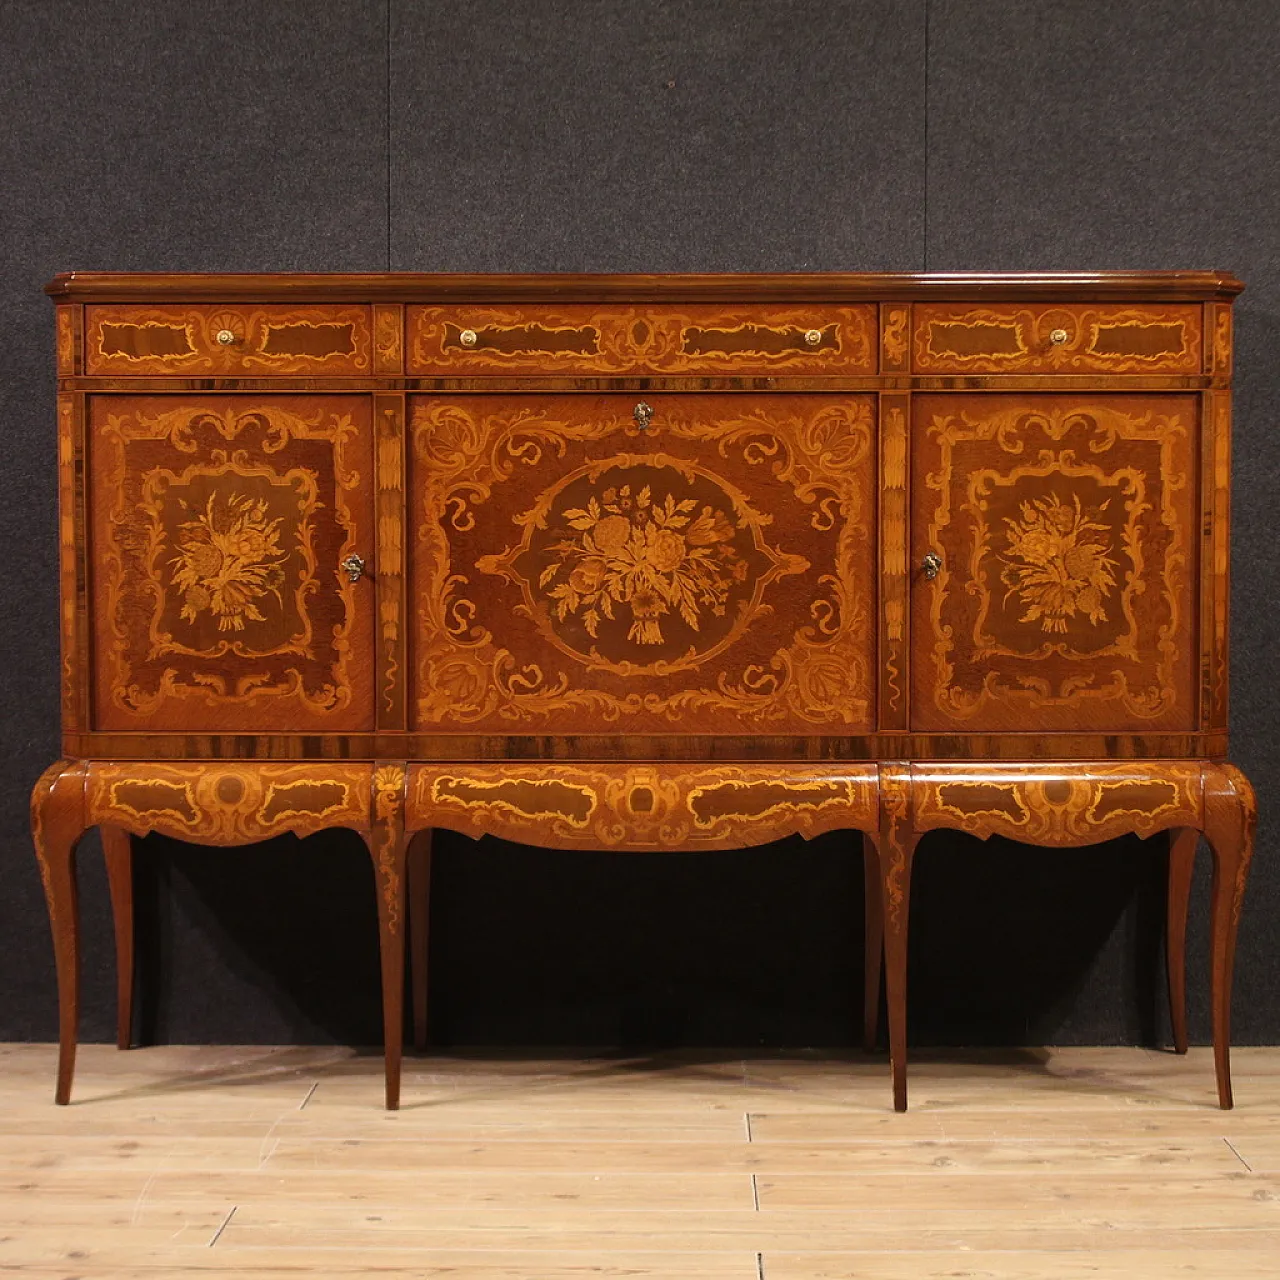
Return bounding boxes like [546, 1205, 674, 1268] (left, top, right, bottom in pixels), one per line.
[1, 0, 1275, 1051]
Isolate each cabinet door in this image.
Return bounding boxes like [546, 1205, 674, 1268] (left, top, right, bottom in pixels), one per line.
[910, 394, 1198, 733]
[89, 396, 375, 732]
[409, 394, 876, 736]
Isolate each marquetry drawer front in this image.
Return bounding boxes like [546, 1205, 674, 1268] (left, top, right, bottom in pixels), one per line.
[910, 394, 1199, 733]
[912, 304, 1202, 374]
[406, 305, 877, 375]
[88, 395, 376, 732]
[408, 394, 877, 735]
[84, 305, 373, 375]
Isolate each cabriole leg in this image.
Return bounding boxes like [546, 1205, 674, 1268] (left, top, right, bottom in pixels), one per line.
[1165, 826, 1198, 1056]
[1203, 764, 1257, 1110]
[368, 834, 408, 1110]
[100, 825, 135, 1050]
[880, 832, 920, 1112]
[861, 832, 883, 1052]
[31, 762, 88, 1105]
[371, 765, 409, 1110]
[877, 766, 918, 1112]
[408, 829, 434, 1051]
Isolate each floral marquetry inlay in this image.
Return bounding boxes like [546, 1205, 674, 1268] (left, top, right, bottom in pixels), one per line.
[911, 395, 1198, 733]
[410, 395, 876, 733]
[89, 397, 376, 732]
[1000, 493, 1119, 634]
[478, 463, 808, 674]
[171, 493, 289, 632]
[548, 483, 744, 646]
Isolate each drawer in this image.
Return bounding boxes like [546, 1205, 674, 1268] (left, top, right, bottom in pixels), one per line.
[912, 304, 1202, 374]
[406, 304, 877, 375]
[85, 305, 373, 375]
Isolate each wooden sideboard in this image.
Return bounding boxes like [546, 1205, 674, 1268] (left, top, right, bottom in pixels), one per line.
[32, 271, 1256, 1111]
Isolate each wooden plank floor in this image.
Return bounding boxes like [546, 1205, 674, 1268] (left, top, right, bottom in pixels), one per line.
[3, 1044, 1280, 1278]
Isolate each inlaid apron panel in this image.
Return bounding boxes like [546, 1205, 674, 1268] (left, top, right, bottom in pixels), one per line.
[89, 396, 376, 731]
[911, 394, 1199, 733]
[408, 395, 876, 735]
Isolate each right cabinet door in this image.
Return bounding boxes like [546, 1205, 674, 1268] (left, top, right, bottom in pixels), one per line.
[910, 394, 1199, 733]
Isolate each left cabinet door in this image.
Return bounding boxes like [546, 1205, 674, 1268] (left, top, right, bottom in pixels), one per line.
[89, 396, 376, 732]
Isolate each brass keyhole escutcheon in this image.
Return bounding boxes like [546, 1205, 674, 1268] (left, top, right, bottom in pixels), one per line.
[633, 401, 654, 431]
[341, 553, 367, 583]
[921, 551, 942, 580]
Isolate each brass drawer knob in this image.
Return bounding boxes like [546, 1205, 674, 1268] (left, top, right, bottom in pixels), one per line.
[921, 551, 942, 580]
[459, 328, 478, 347]
[340, 553, 367, 583]
[215, 329, 237, 346]
[804, 328, 824, 346]
[1049, 328, 1069, 346]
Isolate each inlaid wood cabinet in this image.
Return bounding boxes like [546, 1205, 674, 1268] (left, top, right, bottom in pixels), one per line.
[33, 272, 1254, 1112]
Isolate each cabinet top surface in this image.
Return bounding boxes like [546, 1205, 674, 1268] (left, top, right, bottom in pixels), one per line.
[45, 270, 1244, 302]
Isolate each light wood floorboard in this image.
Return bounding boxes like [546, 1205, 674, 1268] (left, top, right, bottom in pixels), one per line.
[2, 1043, 1280, 1278]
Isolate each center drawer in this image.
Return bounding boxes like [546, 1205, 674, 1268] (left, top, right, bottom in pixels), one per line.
[406, 304, 877, 375]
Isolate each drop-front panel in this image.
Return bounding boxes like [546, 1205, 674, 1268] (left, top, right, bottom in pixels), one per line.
[410, 394, 876, 735]
[34, 272, 1253, 1114]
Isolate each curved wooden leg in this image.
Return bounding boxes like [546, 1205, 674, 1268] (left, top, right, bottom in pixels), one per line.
[1166, 826, 1198, 1055]
[100, 825, 135, 1050]
[861, 832, 883, 1052]
[881, 833, 919, 1112]
[878, 767, 918, 1112]
[371, 766, 409, 1110]
[370, 836, 408, 1110]
[408, 829, 433, 1052]
[31, 762, 88, 1105]
[1202, 764, 1256, 1110]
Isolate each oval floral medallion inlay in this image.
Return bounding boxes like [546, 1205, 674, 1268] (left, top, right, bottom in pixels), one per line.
[477, 457, 809, 674]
